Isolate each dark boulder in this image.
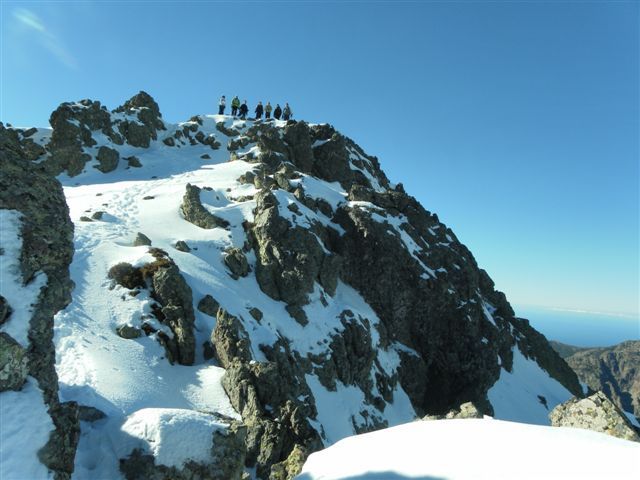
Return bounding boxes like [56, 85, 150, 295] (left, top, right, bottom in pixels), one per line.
[180, 184, 229, 229]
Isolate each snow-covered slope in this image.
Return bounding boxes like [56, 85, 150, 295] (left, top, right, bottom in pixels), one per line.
[298, 417, 640, 480]
[1, 92, 603, 479]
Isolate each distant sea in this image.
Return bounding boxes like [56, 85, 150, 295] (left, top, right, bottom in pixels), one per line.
[513, 306, 640, 348]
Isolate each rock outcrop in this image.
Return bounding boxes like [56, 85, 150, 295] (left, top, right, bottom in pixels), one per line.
[550, 391, 640, 442]
[0, 124, 79, 478]
[180, 183, 230, 229]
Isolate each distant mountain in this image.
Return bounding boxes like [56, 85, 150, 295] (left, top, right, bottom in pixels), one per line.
[1, 91, 585, 479]
[551, 340, 640, 419]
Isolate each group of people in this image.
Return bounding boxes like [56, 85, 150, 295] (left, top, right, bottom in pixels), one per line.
[218, 96, 292, 121]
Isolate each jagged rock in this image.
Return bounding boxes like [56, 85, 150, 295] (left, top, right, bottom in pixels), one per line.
[423, 401, 484, 420]
[95, 145, 119, 173]
[248, 307, 263, 322]
[91, 211, 104, 220]
[108, 262, 144, 289]
[212, 310, 252, 368]
[549, 391, 640, 442]
[197, 295, 220, 317]
[0, 295, 11, 325]
[283, 121, 314, 172]
[180, 183, 229, 229]
[126, 155, 142, 168]
[0, 333, 28, 391]
[117, 325, 142, 339]
[251, 190, 329, 309]
[200, 153, 211, 159]
[162, 137, 175, 147]
[174, 240, 191, 252]
[78, 405, 107, 422]
[79, 216, 93, 222]
[1, 124, 79, 477]
[38, 401, 80, 476]
[119, 421, 247, 480]
[285, 305, 308, 326]
[113, 91, 164, 148]
[22, 127, 38, 138]
[133, 232, 152, 246]
[151, 263, 196, 365]
[224, 247, 249, 278]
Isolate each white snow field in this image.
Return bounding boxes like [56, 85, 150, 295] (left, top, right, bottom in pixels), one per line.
[1, 111, 633, 479]
[298, 417, 640, 480]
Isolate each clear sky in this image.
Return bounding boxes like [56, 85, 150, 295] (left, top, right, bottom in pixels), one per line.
[1, 1, 638, 318]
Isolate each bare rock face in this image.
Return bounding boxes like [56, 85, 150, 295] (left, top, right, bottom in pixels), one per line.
[554, 340, 640, 420]
[549, 391, 640, 442]
[0, 124, 79, 478]
[95, 145, 120, 173]
[180, 183, 230, 229]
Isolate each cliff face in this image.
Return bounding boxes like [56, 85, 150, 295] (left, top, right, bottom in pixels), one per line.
[552, 340, 640, 420]
[1, 92, 584, 479]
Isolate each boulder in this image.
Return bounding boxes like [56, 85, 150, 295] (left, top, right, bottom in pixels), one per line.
[212, 310, 252, 368]
[549, 391, 640, 442]
[95, 145, 119, 173]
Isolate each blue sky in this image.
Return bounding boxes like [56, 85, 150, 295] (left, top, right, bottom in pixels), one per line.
[1, 1, 638, 318]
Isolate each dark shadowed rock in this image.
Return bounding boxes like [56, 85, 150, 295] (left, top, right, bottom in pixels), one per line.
[198, 295, 220, 317]
[108, 262, 144, 290]
[95, 146, 119, 173]
[126, 155, 142, 168]
[550, 391, 639, 442]
[78, 405, 107, 422]
[224, 247, 249, 278]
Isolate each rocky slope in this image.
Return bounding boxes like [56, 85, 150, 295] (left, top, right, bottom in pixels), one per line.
[551, 340, 640, 420]
[1, 92, 585, 479]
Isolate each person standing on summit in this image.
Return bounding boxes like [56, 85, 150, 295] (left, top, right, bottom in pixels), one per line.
[255, 101, 264, 119]
[218, 95, 226, 115]
[273, 104, 282, 120]
[231, 96, 240, 116]
[265, 102, 273, 119]
[239, 100, 249, 119]
[283, 103, 292, 120]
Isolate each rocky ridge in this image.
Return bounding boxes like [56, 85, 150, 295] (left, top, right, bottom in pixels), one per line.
[1, 92, 587, 479]
[0, 125, 79, 479]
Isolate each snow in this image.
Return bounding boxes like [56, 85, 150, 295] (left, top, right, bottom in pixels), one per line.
[0, 378, 55, 480]
[298, 417, 640, 480]
[119, 408, 227, 468]
[0, 209, 48, 347]
[488, 347, 574, 425]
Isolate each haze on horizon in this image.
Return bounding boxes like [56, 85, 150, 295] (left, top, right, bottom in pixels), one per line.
[1, 0, 637, 318]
